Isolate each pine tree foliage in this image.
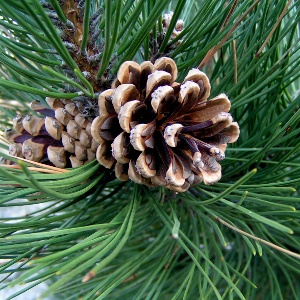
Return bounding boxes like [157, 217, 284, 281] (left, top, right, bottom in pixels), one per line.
[0, 0, 300, 299]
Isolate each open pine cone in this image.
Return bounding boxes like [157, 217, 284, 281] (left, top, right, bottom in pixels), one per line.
[91, 57, 239, 192]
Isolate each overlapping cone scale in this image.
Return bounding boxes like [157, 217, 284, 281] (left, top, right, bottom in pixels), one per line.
[91, 57, 239, 192]
[4, 98, 98, 168]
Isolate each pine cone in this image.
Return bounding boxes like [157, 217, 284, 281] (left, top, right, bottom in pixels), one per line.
[4, 99, 98, 168]
[91, 57, 239, 192]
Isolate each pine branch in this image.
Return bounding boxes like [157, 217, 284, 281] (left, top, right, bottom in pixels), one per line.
[0, 1, 300, 299]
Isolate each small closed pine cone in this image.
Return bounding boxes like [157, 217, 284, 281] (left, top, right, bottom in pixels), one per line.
[4, 98, 98, 168]
[91, 57, 239, 192]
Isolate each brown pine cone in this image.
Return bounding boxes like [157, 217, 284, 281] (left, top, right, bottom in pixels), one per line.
[91, 57, 239, 192]
[4, 98, 98, 168]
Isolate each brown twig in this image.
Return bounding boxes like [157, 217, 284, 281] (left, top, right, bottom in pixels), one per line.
[233, 39, 238, 84]
[216, 216, 300, 259]
[0, 164, 66, 174]
[256, 0, 293, 57]
[222, 0, 239, 30]
[9, 155, 69, 173]
[198, 0, 261, 69]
